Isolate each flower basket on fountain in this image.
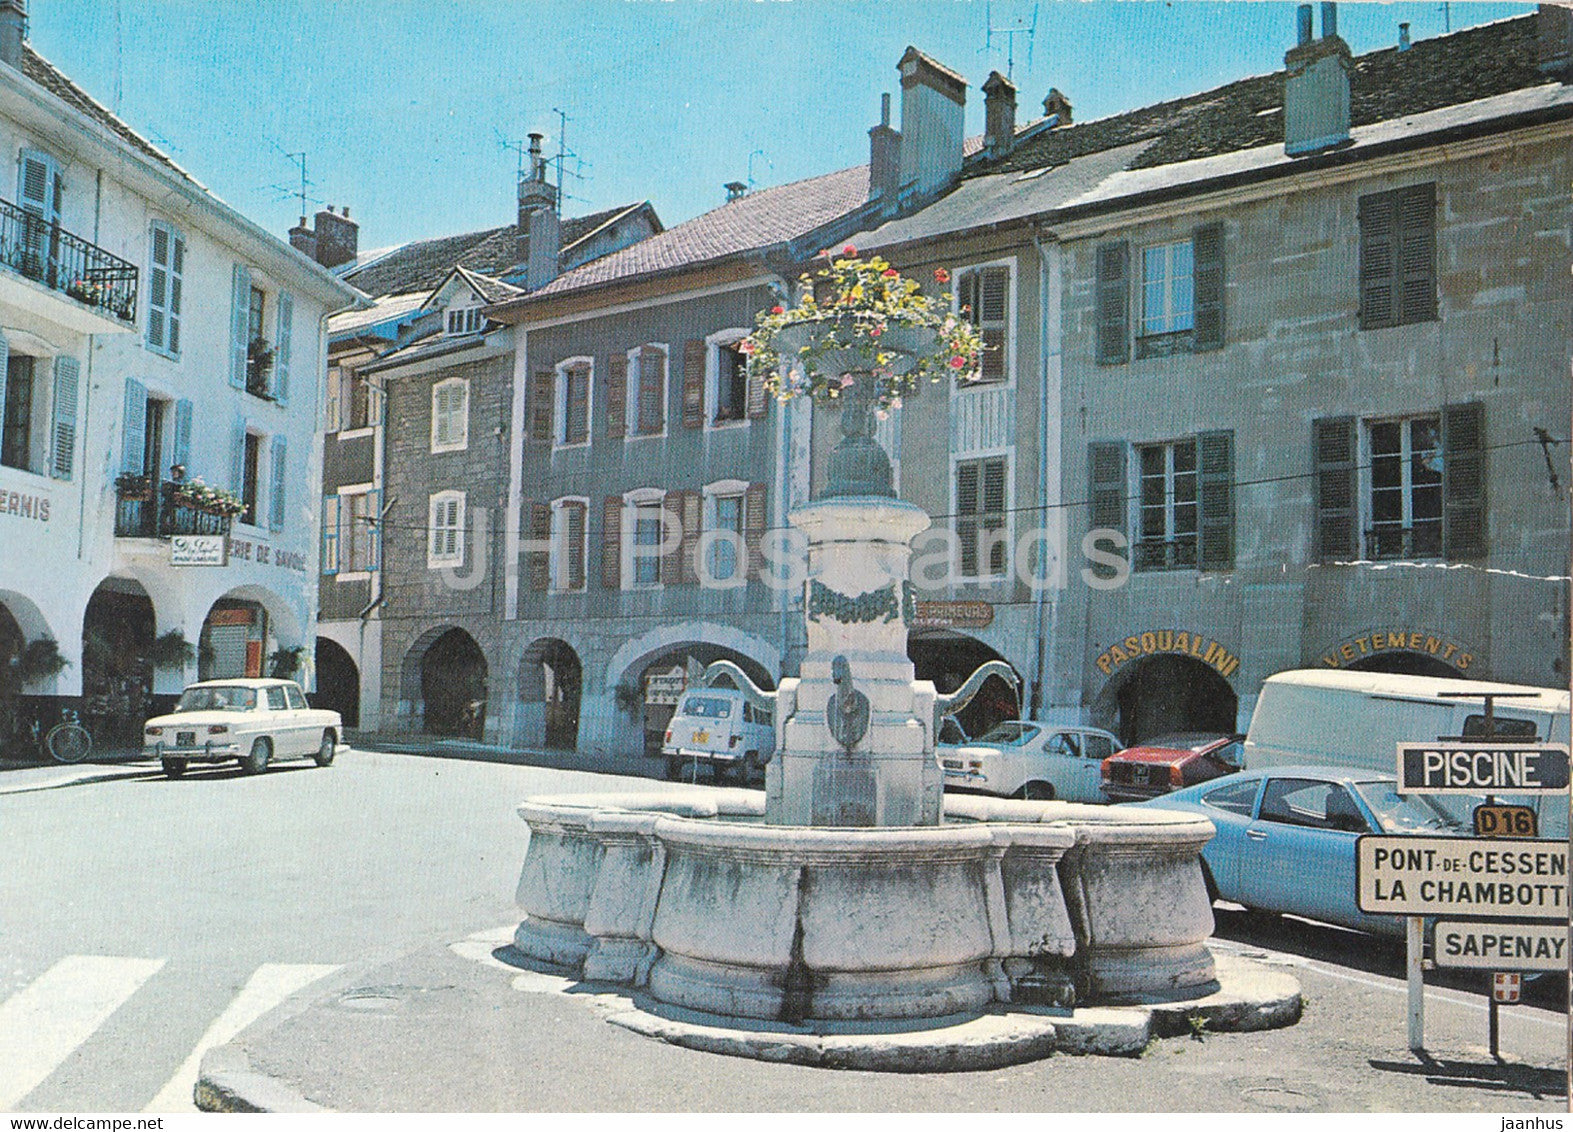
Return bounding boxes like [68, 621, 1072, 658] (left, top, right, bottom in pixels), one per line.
[163, 478, 246, 518]
[743, 247, 981, 440]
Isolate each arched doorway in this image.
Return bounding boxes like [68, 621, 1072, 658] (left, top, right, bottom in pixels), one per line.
[908, 631, 1020, 739]
[1100, 654, 1239, 746]
[1347, 651, 1464, 678]
[519, 639, 581, 751]
[420, 628, 487, 739]
[314, 637, 360, 728]
[623, 645, 774, 757]
[82, 577, 156, 744]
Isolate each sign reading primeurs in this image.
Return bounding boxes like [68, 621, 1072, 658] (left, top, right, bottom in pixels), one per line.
[1356, 836, 1567, 919]
[1397, 742, 1570, 795]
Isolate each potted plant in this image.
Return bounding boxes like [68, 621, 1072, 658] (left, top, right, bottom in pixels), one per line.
[269, 645, 305, 680]
[115, 472, 153, 501]
[740, 247, 984, 497]
[0, 637, 69, 754]
[145, 630, 195, 671]
[165, 477, 246, 517]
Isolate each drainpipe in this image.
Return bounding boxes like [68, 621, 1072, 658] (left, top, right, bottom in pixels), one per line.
[77, 168, 105, 560]
[1031, 232, 1061, 723]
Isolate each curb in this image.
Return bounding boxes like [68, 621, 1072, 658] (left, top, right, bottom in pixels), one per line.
[196, 1045, 329, 1113]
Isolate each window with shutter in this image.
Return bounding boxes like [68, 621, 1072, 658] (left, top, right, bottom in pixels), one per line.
[556, 361, 590, 446]
[682, 338, 706, 428]
[957, 266, 1010, 384]
[744, 483, 768, 584]
[530, 502, 551, 592]
[601, 495, 623, 590]
[1360, 184, 1436, 329]
[1442, 402, 1486, 560]
[705, 491, 745, 583]
[49, 355, 79, 481]
[229, 265, 251, 390]
[528, 370, 555, 444]
[1197, 430, 1234, 570]
[1366, 416, 1442, 559]
[604, 354, 626, 439]
[547, 500, 586, 592]
[4, 355, 39, 473]
[1192, 222, 1225, 352]
[428, 491, 465, 567]
[710, 337, 749, 424]
[337, 491, 380, 574]
[633, 346, 666, 436]
[631, 499, 666, 586]
[273, 292, 293, 404]
[269, 436, 288, 531]
[1095, 242, 1130, 365]
[147, 221, 184, 357]
[322, 495, 340, 576]
[1135, 440, 1197, 571]
[1087, 441, 1128, 579]
[17, 150, 59, 284]
[955, 456, 1008, 577]
[430, 378, 469, 452]
[1312, 417, 1357, 561]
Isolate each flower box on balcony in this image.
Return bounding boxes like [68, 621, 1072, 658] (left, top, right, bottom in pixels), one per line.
[114, 473, 153, 502]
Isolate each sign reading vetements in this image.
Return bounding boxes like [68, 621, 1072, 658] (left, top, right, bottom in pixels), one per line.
[1396, 742, 1570, 795]
[1355, 836, 1568, 919]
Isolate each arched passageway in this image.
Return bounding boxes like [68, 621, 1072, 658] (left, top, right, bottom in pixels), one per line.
[519, 639, 581, 751]
[908, 631, 1020, 739]
[621, 645, 774, 757]
[419, 628, 488, 739]
[314, 637, 360, 727]
[82, 577, 157, 744]
[1097, 654, 1239, 746]
[1346, 650, 1464, 679]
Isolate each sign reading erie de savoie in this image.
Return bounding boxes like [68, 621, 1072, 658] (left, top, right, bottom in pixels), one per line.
[1356, 837, 1567, 918]
[1396, 742, 1570, 794]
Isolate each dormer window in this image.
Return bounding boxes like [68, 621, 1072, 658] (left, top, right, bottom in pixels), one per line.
[446, 306, 485, 336]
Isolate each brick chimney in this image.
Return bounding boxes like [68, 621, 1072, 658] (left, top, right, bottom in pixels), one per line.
[313, 206, 359, 269]
[288, 216, 317, 261]
[982, 71, 1017, 156]
[517, 134, 560, 290]
[0, 0, 26, 70]
[1538, 4, 1573, 80]
[897, 47, 966, 197]
[1283, 2, 1352, 156]
[1042, 88, 1072, 124]
[868, 93, 901, 201]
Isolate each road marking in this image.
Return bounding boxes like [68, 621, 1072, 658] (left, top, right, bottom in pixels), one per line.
[144, 962, 339, 1112]
[0, 954, 165, 1110]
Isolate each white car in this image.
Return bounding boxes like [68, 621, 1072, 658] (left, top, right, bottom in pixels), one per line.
[143, 679, 342, 779]
[940, 720, 1122, 802]
[662, 687, 774, 783]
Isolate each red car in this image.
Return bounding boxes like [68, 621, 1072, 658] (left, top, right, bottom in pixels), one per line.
[1100, 732, 1245, 802]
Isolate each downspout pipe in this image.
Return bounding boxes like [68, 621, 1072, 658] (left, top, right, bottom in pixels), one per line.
[1031, 231, 1061, 722]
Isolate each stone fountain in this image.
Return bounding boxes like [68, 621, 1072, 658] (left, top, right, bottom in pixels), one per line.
[510, 311, 1299, 1062]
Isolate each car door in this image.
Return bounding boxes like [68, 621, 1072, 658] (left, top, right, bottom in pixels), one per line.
[1038, 731, 1085, 799]
[1193, 777, 1263, 899]
[1078, 733, 1117, 803]
[1239, 777, 1368, 927]
[284, 683, 316, 754]
[263, 684, 297, 755]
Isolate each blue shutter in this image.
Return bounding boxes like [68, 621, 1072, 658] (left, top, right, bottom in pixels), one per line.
[273, 291, 293, 405]
[230, 264, 251, 389]
[0, 328, 10, 446]
[171, 398, 192, 471]
[230, 416, 247, 494]
[269, 435, 287, 530]
[122, 378, 147, 475]
[49, 355, 79, 480]
[322, 494, 340, 575]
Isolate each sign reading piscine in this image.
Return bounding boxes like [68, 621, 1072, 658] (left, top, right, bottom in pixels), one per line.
[1398, 743, 1570, 795]
[1094, 630, 1239, 680]
[1433, 921, 1567, 971]
[1356, 836, 1567, 919]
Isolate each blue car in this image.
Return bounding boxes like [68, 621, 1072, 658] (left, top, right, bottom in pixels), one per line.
[1130, 766, 1465, 937]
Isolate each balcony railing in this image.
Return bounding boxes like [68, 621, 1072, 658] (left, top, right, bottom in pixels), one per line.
[115, 493, 233, 539]
[0, 197, 138, 324]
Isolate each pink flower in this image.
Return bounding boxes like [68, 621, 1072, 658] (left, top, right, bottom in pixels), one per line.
[881, 268, 898, 278]
[933, 267, 950, 284]
[949, 355, 966, 369]
[870, 325, 883, 337]
[840, 375, 855, 387]
[771, 305, 785, 315]
[738, 339, 757, 355]
[842, 244, 857, 256]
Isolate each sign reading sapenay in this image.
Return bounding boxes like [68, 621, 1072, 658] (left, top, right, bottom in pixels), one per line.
[1356, 836, 1567, 919]
[1434, 921, 1567, 971]
[1397, 742, 1570, 795]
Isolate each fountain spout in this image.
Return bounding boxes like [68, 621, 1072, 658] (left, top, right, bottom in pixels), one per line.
[933, 660, 1020, 737]
[698, 660, 777, 713]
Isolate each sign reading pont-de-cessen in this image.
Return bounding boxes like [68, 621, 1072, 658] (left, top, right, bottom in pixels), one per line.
[1433, 921, 1567, 971]
[1356, 836, 1567, 918]
[1397, 743, 1570, 795]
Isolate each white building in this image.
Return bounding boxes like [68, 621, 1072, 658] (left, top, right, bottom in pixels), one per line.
[0, 5, 359, 748]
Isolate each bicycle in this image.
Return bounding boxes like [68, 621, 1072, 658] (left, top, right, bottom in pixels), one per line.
[45, 708, 93, 764]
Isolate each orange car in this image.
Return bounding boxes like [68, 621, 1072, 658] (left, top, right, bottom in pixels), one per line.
[1100, 732, 1245, 802]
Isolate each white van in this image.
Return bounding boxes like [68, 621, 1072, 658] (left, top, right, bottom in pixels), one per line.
[1245, 669, 1570, 834]
[661, 688, 774, 784]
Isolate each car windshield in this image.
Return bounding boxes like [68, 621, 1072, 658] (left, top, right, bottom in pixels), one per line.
[680, 696, 732, 719]
[175, 686, 257, 713]
[975, 721, 1036, 745]
[1353, 780, 1465, 833]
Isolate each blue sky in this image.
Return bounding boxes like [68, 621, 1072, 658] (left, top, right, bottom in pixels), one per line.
[29, 1, 1533, 254]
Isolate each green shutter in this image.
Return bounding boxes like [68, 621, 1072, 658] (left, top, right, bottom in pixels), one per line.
[171, 399, 192, 471]
[1192, 222, 1225, 351]
[1313, 417, 1357, 561]
[1095, 242, 1129, 365]
[1442, 401, 1486, 560]
[1358, 191, 1398, 330]
[322, 495, 340, 575]
[1197, 430, 1234, 570]
[269, 436, 287, 531]
[1087, 441, 1128, 577]
[1396, 183, 1437, 325]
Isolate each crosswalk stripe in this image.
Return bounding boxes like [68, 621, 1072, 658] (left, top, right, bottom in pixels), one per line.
[144, 962, 339, 1113]
[0, 955, 165, 1111]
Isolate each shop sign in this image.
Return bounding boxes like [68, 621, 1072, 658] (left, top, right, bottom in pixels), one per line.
[1094, 629, 1240, 680]
[207, 607, 254, 627]
[1319, 628, 1474, 671]
[0, 487, 50, 524]
[227, 537, 309, 572]
[645, 670, 687, 706]
[170, 534, 228, 566]
[911, 600, 994, 630]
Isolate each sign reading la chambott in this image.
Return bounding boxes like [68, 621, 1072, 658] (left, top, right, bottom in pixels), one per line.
[1397, 742, 1570, 795]
[1356, 836, 1567, 918]
[1433, 920, 1567, 971]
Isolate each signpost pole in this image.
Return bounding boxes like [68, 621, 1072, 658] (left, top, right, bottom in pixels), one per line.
[1406, 915, 1424, 1052]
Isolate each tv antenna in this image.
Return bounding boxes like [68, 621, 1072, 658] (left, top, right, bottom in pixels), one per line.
[549, 107, 591, 208]
[746, 149, 771, 190]
[983, 2, 1038, 81]
[494, 128, 531, 180]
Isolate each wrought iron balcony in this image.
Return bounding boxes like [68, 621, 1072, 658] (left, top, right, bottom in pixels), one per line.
[115, 493, 233, 539]
[0, 197, 138, 324]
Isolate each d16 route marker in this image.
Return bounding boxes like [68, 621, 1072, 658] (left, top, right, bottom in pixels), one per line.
[1434, 921, 1567, 971]
[1396, 742, 1569, 795]
[1356, 836, 1567, 919]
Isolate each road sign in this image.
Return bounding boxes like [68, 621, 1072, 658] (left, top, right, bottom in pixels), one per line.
[1356, 836, 1568, 919]
[1474, 803, 1538, 838]
[1492, 973, 1523, 1003]
[1397, 742, 1569, 794]
[1434, 921, 1567, 971]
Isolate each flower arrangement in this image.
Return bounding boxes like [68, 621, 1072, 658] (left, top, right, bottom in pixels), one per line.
[739, 247, 985, 413]
[114, 472, 152, 500]
[66, 277, 109, 306]
[163, 477, 246, 517]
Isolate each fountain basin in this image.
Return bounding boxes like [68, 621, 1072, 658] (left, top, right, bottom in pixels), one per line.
[514, 789, 1218, 1021]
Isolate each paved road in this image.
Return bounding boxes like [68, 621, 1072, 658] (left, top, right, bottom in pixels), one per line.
[1, 747, 1565, 1112]
[0, 747, 663, 1112]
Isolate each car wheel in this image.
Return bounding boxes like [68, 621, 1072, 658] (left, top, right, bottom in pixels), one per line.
[314, 732, 337, 767]
[161, 757, 187, 779]
[744, 752, 765, 787]
[1016, 781, 1055, 801]
[242, 738, 272, 775]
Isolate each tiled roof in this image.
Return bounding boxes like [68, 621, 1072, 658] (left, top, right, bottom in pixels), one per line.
[343, 202, 652, 298]
[22, 46, 199, 187]
[971, 15, 1546, 179]
[521, 164, 872, 301]
[450, 265, 523, 305]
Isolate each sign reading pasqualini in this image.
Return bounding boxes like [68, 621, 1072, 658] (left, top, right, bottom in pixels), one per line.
[1396, 742, 1570, 795]
[1356, 836, 1567, 919]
